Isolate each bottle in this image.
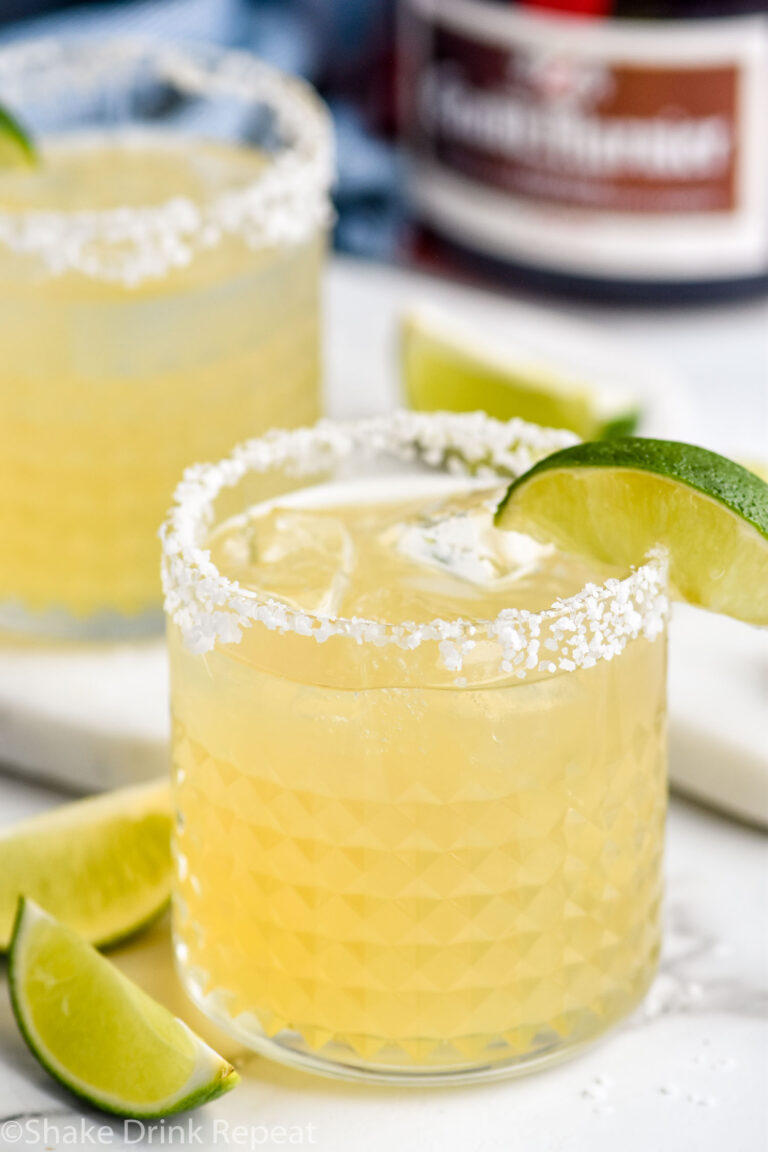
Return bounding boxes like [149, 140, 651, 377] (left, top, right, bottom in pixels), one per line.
[398, 0, 768, 301]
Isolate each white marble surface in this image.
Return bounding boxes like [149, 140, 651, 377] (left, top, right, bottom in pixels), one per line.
[0, 258, 766, 1150]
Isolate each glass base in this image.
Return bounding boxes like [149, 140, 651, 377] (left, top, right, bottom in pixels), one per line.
[0, 599, 164, 642]
[179, 959, 654, 1086]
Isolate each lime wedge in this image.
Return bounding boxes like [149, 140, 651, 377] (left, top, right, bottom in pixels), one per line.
[9, 899, 239, 1117]
[0, 780, 172, 951]
[496, 438, 768, 625]
[401, 305, 641, 440]
[0, 104, 36, 168]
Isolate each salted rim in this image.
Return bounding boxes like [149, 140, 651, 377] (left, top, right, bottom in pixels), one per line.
[161, 411, 668, 676]
[0, 38, 333, 284]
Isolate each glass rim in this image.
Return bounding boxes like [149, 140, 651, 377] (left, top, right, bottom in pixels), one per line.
[161, 410, 669, 678]
[0, 37, 334, 283]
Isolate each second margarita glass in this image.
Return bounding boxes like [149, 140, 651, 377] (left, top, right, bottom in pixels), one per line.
[0, 38, 332, 636]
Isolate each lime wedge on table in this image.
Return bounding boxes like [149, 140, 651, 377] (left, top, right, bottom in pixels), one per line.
[9, 899, 238, 1117]
[401, 306, 641, 440]
[0, 104, 36, 168]
[0, 780, 172, 951]
[496, 439, 768, 626]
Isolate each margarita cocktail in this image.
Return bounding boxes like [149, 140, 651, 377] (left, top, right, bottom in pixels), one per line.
[163, 413, 669, 1083]
[0, 39, 332, 636]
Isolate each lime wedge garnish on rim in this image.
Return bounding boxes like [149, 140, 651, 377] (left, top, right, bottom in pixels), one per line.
[0, 104, 36, 168]
[496, 438, 768, 626]
[9, 899, 239, 1117]
[0, 779, 172, 951]
[401, 305, 641, 440]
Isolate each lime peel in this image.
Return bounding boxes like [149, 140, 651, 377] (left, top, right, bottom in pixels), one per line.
[9, 898, 239, 1118]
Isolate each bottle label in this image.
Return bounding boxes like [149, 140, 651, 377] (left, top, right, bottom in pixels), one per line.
[400, 0, 768, 281]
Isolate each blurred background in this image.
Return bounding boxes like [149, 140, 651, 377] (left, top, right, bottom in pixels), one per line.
[1, 0, 765, 298]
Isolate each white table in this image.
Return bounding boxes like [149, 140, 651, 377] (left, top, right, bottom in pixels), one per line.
[0, 258, 766, 1151]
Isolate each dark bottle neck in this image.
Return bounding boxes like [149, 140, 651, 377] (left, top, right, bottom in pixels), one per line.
[510, 1, 767, 17]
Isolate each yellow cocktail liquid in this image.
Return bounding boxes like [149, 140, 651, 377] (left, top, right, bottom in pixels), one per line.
[0, 134, 323, 628]
[170, 478, 667, 1079]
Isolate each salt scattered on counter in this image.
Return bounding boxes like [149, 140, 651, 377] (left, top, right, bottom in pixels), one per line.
[687, 1093, 718, 1109]
[582, 1074, 616, 1105]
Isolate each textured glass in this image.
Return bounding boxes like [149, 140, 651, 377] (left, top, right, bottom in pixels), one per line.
[170, 625, 666, 1082]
